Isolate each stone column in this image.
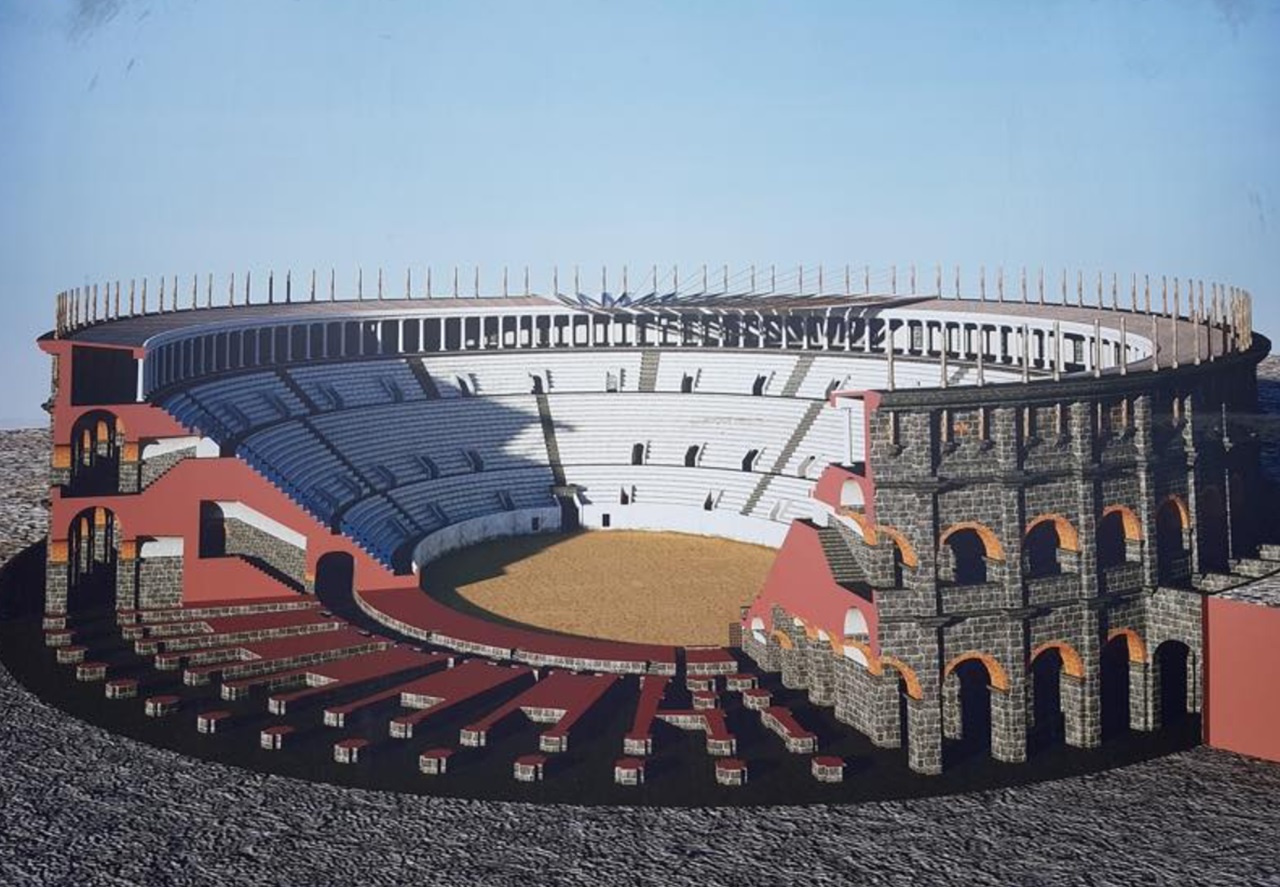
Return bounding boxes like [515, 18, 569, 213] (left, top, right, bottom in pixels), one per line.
[907, 694, 943, 775]
[806, 639, 836, 706]
[1129, 658, 1158, 731]
[942, 671, 962, 740]
[45, 538, 69, 616]
[116, 541, 139, 611]
[990, 681, 1028, 763]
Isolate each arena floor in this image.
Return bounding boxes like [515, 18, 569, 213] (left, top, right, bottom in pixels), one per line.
[424, 531, 774, 646]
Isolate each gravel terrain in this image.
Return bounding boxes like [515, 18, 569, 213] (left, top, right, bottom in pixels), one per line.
[2, 358, 1280, 886]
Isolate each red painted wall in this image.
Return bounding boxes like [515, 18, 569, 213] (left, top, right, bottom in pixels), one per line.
[51, 454, 413, 601]
[812, 465, 876, 525]
[744, 520, 879, 654]
[1205, 596, 1280, 763]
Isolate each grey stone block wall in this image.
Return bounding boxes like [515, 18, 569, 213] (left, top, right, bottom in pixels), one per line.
[136, 556, 184, 610]
[138, 446, 196, 490]
[752, 354, 1264, 775]
[223, 518, 307, 589]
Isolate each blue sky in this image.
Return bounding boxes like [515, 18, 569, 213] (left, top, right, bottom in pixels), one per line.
[1, 0, 1277, 425]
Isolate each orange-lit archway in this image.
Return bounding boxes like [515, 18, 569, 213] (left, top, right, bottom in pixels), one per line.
[943, 650, 1011, 692]
[940, 521, 1005, 561]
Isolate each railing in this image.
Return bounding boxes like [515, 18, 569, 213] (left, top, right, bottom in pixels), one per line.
[50, 264, 1256, 395]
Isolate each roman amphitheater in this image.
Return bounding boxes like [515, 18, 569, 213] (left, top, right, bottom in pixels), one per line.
[3, 264, 1279, 880]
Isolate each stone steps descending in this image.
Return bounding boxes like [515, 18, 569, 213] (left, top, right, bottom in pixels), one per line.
[534, 393, 567, 486]
[816, 523, 868, 588]
[741, 402, 824, 516]
[408, 358, 442, 399]
[638, 350, 660, 392]
[1230, 557, 1280, 579]
[779, 354, 816, 398]
[1253, 543, 1280, 563]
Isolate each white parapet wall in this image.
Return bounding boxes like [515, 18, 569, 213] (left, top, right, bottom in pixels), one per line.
[577, 502, 792, 548]
[141, 436, 220, 459]
[411, 507, 563, 571]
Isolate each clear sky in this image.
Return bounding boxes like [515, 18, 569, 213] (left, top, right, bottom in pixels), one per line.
[1, 0, 1277, 425]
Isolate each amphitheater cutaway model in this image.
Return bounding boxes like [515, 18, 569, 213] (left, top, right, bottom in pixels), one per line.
[22, 264, 1280, 803]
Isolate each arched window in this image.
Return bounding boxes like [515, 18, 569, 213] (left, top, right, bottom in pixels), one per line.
[1156, 496, 1190, 584]
[1097, 511, 1128, 569]
[631, 443, 645, 466]
[741, 448, 759, 472]
[843, 607, 869, 639]
[752, 374, 767, 396]
[946, 528, 989, 585]
[1024, 521, 1062, 578]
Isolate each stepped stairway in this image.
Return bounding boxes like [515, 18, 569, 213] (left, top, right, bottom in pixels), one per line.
[740, 402, 825, 516]
[779, 354, 816, 398]
[639, 350, 661, 392]
[408, 358, 442, 398]
[275, 368, 321, 413]
[816, 523, 873, 596]
[534, 393, 567, 486]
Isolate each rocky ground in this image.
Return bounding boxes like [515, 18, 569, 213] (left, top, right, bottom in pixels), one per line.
[3, 360, 1280, 886]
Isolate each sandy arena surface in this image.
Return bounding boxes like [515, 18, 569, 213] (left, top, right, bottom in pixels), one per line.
[427, 531, 774, 646]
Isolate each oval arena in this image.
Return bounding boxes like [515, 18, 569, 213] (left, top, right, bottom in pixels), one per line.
[16, 264, 1280, 804]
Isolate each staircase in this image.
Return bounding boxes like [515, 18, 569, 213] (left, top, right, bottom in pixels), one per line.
[235, 554, 307, 594]
[407, 358, 441, 399]
[534, 393, 567, 486]
[740, 402, 825, 516]
[639, 350, 660, 392]
[816, 523, 871, 590]
[275, 368, 320, 413]
[779, 354, 816, 398]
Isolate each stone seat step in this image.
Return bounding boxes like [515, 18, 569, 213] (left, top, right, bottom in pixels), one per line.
[150, 614, 342, 656]
[1231, 557, 1280, 579]
[1194, 572, 1248, 592]
[118, 597, 319, 625]
[1256, 543, 1280, 562]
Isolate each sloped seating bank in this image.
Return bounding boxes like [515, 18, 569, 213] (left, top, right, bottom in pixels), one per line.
[356, 586, 680, 675]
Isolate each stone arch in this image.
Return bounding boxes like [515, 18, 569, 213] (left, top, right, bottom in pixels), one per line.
[836, 638, 875, 668]
[876, 524, 918, 569]
[1024, 513, 1080, 552]
[69, 408, 122, 494]
[940, 523, 1003, 585]
[843, 511, 878, 544]
[1155, 495, 1192, 584]
[65, 505, 121, 612]
[879, 654, 923, 700]
[1099, 504, 1141, 570]
[1154, 639, 1195, 725]
[1106, 627, 1148, 663]
[750, 616, 766, 644]
[880, 650, 921, 701]
[1157, 494, 1192, 529]
[943, 650, 1011, 692]
[769, 629, 794, 650]
[315, 551, 355, 600]
[1102, 504, 1142, 540]
[940, 521, 1005, 561]
[1030, 640, 1085, 678]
